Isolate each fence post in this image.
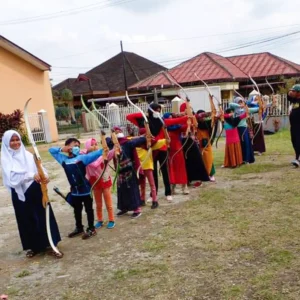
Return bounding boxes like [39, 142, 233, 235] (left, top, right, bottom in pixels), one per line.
[81, 112, 89, 132]
[171, 96, 183, 113]
[38, 109, 52, 143]
[153, 88, 158, 104]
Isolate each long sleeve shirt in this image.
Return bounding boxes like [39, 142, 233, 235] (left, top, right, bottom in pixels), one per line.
[229, 103, 259, 127]
[126, 113, 188, 151]
[49, 147, 103, 196]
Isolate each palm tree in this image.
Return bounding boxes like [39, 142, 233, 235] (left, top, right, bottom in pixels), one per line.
[60, 88, 76, 124]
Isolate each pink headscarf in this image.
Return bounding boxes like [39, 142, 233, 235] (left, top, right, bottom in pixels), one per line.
[84, 138, 100, 179]
[85, 138, 97, 150]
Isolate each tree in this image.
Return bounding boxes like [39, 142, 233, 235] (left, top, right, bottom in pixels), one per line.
[60, 88, 76, 124]
[52, 89, 61, 105]
[276, 76, 300, 94]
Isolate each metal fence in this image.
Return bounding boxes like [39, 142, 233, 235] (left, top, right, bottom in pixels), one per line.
[27, 113, 46, 142]
[87, 102, 172, 136]
[221, 94, 290, 116]
[83, 94, 290, 135]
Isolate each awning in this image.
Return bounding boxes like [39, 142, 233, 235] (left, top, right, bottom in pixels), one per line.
[240, 81, 284, 89]
[88, 92, 154, 103]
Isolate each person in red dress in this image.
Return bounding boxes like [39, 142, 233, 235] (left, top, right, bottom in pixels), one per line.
[163, 112, 189, 195]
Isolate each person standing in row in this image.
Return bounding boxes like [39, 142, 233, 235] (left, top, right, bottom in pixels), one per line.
[49, 138, 103, 239]
[229, 98, 259, 164]
[83, 138, 116, 229]
[106, 127, 146, 218]
[288, 84, 300, 167]
[1, 130, 62, 258]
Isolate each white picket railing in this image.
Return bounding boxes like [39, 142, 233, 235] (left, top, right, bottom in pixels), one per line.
[86, 102, 172, 136]
[221, 94, 289, 116]
[27, 113, 46, 142]
[84, 94, 290, 135]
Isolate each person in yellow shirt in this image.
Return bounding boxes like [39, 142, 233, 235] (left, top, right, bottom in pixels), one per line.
[131, 128, 166, 209]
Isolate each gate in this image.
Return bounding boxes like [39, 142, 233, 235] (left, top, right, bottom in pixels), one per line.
[27, 113, 46, 142]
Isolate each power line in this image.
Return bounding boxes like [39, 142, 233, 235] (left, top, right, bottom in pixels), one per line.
[49, 29, 300, 84]
[48, 23, 300, 61]
[50, 29, 300, 71]
[51, 45, 118, 61]
[127, 23, 300, 45]
[0, 0, 138, 26]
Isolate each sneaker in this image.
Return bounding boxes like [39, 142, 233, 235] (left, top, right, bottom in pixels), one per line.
[116, 210, 128, 216]
[131, 212, 142, 219]
[146, 197, 152, 204]
[182, 187, 190, 195]
[151, 201, 159, 209]
[140, 200, 146, 206]
[68, 227, 84, 238]
[82, 228, 97, 240]
[257, 152, 262, 156]
[95, 221, 103, 229]
[166, 195, 173, 202]
[291, 160, 300, 167]
[107, 221, 115, 229]
[209, 176, 216, 182]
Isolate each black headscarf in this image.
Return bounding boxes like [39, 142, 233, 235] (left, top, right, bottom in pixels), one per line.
[148, 103, 163, 136]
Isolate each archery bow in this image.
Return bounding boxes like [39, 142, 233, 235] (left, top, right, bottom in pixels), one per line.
[164, 71, 198, 132]
[249, 75, 264, 142]
[233, 89, 252, 142]
[24, 98, 62, 256]
[146, 104, 171, 171]
[162, 71, 197, 159]
[194, 73, 223, 151]
[125, 91, 153, 174]
[91, 101, 111, 132]
[81, 96, 109, 196]
[111, 128, 121, 191]
[265, 77, 277, 125]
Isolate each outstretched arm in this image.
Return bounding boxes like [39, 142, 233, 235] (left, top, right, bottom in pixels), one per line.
[48, 147, 67, 165]
[129, 136, 147, 148]
[126, 112, 144, 127]
[229, 102, 240, 109]
[79, 149, 103, 166]
[164, 115, 188, 126]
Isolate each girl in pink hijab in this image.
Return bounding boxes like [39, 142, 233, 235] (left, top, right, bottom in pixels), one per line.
[84, 138, 115, 229]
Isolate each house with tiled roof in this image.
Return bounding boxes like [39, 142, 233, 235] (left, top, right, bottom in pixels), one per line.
[53, 51, 166, 106]
[129, 51, 300, 100]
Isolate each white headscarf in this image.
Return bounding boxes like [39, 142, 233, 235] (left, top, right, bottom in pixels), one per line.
[249, 90, 260, 96]
[232, 97, 245, 116]
[1, 130, 37, 201]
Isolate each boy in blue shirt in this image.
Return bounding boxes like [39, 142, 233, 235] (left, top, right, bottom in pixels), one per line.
[49, 138, 103, 239]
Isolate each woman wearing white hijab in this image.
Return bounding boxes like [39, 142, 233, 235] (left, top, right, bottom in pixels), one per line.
[0, 130, 62, 258]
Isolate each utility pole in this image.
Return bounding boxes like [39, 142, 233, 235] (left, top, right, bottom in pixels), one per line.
[120, 40, 128, 92]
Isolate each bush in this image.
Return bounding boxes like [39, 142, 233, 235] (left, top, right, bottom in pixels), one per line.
[0, 109, 25, 142]
[74, 109, 82, 122]
[55, 106, 69, 121]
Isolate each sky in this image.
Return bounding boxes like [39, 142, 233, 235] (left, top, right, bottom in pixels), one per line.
[1, 0, 300, 86]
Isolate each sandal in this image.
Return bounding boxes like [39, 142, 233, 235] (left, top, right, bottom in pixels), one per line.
[48, 249, 64, 259]
[26, 250, 38, 258]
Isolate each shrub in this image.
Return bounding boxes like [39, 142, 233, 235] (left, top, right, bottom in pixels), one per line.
[0, 109, 26, 142]
[55, 106, 69, 121]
